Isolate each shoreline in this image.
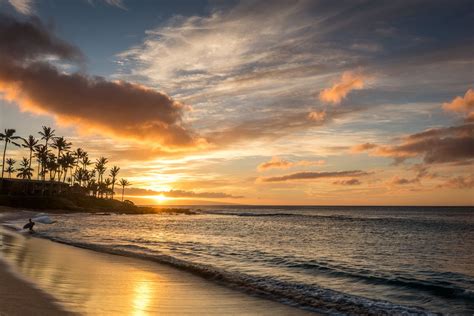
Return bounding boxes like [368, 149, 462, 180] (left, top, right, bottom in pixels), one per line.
[0, 209, 317, 315]
[0, 260, 72, 316]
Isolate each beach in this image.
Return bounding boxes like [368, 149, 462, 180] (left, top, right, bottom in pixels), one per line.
[0, 209, 314, 315]
[1, 206, 473, 315]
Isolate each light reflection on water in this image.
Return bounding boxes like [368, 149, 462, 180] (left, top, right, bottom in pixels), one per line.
[18, 206, 474, 314]
[0, 227, 311, 315]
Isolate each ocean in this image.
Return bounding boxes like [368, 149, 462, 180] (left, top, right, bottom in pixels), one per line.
[5, 206, 474, 315]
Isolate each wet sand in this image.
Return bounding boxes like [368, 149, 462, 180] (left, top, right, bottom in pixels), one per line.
[0, 225, 315, 315]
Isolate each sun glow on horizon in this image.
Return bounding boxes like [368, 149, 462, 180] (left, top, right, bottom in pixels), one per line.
[152, 194, 171, 204]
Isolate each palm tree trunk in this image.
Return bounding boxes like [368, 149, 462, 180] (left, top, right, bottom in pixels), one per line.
[111, 180, 115, 200]
[1, 141, 7, 179]
[29, 149, 33, 170]
[122, 186, 125, 202]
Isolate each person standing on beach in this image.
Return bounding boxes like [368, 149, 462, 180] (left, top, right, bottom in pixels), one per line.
[23, 219, 35, 232]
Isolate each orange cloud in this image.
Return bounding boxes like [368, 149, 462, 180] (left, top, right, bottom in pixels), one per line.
[259, 170, 369, 182]
[437, 175, 474, 189]
[443, 89, 474, 119]
[0, 13, 204, 152]
[121, 188, 243, 199]
[351, 142, 377, 153]
[319, 71, 366, 104]
[351, 124, 474, 164]
[307, 110, 326, 122]
[333, 178, 361, 185]
[257, 157, 325, 172]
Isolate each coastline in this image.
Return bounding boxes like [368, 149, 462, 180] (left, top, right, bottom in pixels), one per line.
[0, 209, 316, 315]
[0, 260, 72, 316]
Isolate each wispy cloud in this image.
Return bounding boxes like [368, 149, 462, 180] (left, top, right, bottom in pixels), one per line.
[437, 174, 474, 189]
[259, 170, 369, 183]
[333, 178, 361, 185]
[7, 0, 34, 15]
[122, 187, 243, 199]
[257, 157, 325, 172]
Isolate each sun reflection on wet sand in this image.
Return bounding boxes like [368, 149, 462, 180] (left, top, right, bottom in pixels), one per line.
[0, 228, 312, 315]
[132, 278, 154, 315]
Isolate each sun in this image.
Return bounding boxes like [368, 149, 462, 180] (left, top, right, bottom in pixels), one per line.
[153, 194, 170, 204]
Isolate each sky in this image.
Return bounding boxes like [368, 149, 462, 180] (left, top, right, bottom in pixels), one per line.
[0, 0, 473, 205]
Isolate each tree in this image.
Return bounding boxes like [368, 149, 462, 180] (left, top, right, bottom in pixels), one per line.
[103, 178, 113, 199]
[51, 136, 72, 181]
[22, 135, 39, 171]
[109, 166, 120, 199]
[38, 126, 55, 179]
[95, 157, 108, 197]
[1, 129, 22, 179]
[119, 178, 130, 202]
[60, 152, 76, 183]
[6, 158, 16, 178]
[34, 145, 49, 180]
[16, 158, 34, 179]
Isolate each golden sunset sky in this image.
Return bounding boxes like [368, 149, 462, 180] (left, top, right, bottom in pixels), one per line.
[1, 0, 473, 205]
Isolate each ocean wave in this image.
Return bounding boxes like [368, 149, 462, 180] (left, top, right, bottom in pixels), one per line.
[35, 234, 435, 316]
[290, 261, 474, 301]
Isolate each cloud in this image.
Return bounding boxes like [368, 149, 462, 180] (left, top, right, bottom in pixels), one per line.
[333, 178, 361, 185]
[259, 170, 369, 182]
[319, 71, 366, 105]
[437, 175, 474, 189]
[307, 110, 327, 122]
[122, 188, 243, 199]
[353, 124, 474, 164]
[6, 0, 126, 14]
[7, 0, 34, 15]
[388, 176, 418, 186]
[351, 142, 377, 153]
[443, 89, 474, 120]
[257, 157, 325, 172]
[0, 14, 201, 151]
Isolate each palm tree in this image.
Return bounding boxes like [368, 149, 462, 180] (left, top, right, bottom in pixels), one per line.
[81, 155, 92, 170]
[22, 135, 39, 170]
[38, 126, 55, 179]
[118, 178, 130, 202]
[5, 158, 16, 178]
[34, 145, 48, 180]
[51, 136, 72, 181]
[109, 166, 120, 199]
[60, 152, 76, 183]
[39, 126, 55, 150]
[1, 129, 22, 179]
[16, 158, 34, 179]
[103, 178, 113, 199]
[95, 157, 108, 197]
[46, 153, 58, 181]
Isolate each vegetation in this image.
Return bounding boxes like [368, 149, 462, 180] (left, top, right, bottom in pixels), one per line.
[1, 126, 131, 201]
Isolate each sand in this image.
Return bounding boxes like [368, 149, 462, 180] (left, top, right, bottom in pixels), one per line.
[0, 215, 316, 315]
[0, 260, 72, 316]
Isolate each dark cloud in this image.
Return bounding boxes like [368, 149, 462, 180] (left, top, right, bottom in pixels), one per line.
[389, 177, 418, 185]
[437, 175, 474, 189]
[354, 124, 474, 164]
[0, 14, 199, 150]
[0, 14, 83, 63]
[333, 178, 361, 185]
[260, 170, 369, 183]
[121, 188, 243, 199]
